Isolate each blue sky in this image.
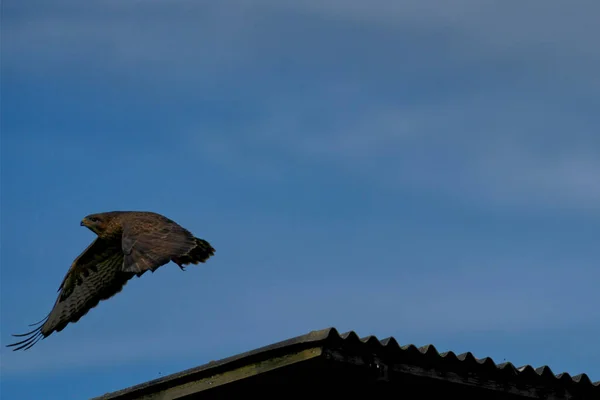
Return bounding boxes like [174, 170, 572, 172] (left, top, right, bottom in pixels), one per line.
[1, 0, 599, 398]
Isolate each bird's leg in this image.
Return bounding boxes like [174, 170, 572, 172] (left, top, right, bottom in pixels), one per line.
[172, 257, 186, 271]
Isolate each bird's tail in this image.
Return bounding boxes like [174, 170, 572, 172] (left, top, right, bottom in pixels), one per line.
[174, 238, 215, 266]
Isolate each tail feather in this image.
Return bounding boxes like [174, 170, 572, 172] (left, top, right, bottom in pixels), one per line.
[172, 238, 215, 267]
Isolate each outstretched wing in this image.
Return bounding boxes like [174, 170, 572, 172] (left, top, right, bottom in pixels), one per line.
[7, 238, 136, 351]
[121, 215, 198, 274]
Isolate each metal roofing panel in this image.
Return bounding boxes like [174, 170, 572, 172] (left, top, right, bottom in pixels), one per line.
[93, 327, 599, 399]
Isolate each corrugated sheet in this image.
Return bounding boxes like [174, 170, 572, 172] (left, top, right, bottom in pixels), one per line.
[319, 327, 600, 389]
[94, 327, 599, 399]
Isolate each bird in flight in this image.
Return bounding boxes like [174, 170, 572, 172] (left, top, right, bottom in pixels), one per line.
[7, 211, 215, 351]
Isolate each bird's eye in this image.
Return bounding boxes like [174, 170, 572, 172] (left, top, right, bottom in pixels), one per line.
[89, 217, 99, 222]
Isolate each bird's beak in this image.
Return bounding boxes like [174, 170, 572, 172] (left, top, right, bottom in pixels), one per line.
[80, 220, 86, 227]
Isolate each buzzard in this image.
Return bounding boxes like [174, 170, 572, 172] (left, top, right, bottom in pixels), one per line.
[7, 211, 215, 351]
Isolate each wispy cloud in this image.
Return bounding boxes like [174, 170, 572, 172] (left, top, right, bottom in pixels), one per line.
[5, 1, 600, 83]
[187, 87, 600, 212]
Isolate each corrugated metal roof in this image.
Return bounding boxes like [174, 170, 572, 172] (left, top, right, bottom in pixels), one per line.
[324, 328, 600, 388]
[94, 327, 599, 399]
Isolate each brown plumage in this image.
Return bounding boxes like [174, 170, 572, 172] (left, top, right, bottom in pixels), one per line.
[7, 211, 215, 351]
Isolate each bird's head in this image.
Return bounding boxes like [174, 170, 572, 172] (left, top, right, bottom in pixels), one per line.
[81, 213, 111, 235]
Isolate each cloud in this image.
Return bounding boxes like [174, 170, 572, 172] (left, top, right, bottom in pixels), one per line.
[4, 0, 599, 212]
[187, 88, 600, 212]
[276, 0, 600, 63]
[5, 0, 600, 82]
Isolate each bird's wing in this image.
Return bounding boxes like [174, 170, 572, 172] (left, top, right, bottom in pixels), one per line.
[7, 238, 135, 351]
[120, 216, 197, 274]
